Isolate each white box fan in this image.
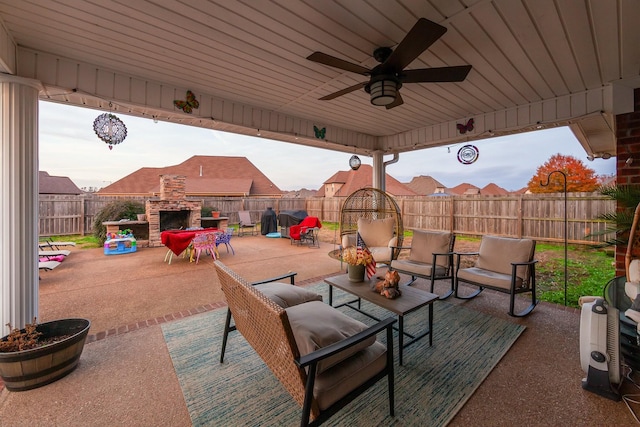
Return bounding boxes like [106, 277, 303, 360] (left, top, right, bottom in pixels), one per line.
[579, 297, 621, 401]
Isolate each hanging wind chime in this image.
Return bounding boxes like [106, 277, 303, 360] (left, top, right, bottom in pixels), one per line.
[93, 103, 127, 150]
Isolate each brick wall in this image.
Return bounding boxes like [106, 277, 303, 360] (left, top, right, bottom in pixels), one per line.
[615, 88, 640, 276]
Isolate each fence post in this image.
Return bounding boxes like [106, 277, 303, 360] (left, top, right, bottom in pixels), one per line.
[80, 195, 86, 236]
[518, 194, 523, 238]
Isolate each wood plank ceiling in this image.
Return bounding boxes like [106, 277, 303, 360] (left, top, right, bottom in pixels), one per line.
[0, 0, 637, 157]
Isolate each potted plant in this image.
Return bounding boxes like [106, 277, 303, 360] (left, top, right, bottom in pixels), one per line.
[342, 246, 374, 282]
[201, 206, 220, 218]
[0, 318, 91, 391]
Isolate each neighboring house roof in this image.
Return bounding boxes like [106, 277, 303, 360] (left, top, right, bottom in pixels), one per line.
[322, 165, 417, 197]
[404, 175, 446, 195]
[39, 171, 82, 195]
[323, 170, 350, 185]
[480, 183, 509, 196]
[512, 187, 530, 195]
[282, 189, 319, 198]
[98, 156, 282, 197]
[448, 182, 480, 195]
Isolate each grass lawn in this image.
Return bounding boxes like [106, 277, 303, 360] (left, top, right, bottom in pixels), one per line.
[40, 235, 101, 249]
[535, 243, 616, 308]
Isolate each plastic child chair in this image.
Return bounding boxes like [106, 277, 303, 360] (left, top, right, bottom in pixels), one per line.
[215, 229, 235, 255]
[192, 232, 218, 264]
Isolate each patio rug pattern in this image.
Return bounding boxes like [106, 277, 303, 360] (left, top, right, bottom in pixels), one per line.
[162, 283, 525, 426]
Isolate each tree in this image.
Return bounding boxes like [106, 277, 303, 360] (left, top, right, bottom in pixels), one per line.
[527, 154, 598, 193]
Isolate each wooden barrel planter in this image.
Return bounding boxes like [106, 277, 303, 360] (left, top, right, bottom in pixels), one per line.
[0, 318, 91, 391]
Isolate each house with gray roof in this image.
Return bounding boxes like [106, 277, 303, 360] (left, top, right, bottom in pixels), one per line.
[39, 171, 82, 195]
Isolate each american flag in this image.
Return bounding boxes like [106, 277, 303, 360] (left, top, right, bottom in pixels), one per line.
[357, 232, 376, 279]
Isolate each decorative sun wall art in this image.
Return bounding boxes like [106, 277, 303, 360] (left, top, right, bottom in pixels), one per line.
[457, 144, 479, 164]
[93, 113, 128, 150]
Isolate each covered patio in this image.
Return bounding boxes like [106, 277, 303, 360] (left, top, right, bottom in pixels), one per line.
[0, 2, 639, 424]
[1, 0, 638, 328]
[0, 235, 635, 424]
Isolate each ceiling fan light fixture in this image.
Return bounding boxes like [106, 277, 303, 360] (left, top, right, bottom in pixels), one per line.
[368, 78, 398, 106]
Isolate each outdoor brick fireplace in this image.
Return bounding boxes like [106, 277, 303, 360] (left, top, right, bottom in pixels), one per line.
[146, 175, 201, 247]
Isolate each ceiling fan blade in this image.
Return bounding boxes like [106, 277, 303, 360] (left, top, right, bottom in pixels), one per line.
[307, 52, 371, 75]
[381, 18, 448, 72]
[319, 82, 367, 100]
[385, 92, 404, 109]
[400, 65, 472, 83]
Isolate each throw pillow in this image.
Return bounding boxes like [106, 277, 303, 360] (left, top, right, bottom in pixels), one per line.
[357, 217, 394, 248]
[255, 283, 322, 308]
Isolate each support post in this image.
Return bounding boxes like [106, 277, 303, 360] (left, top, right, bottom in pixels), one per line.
[0, 75, 42, 329]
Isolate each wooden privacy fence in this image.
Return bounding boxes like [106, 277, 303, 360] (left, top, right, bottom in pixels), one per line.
[38, 192, 614, 245]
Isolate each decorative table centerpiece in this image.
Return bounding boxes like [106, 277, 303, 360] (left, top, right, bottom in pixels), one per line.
[342, 246, 375, 282]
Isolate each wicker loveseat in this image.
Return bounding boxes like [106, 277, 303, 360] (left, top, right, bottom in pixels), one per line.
[214, 261, 396, 426]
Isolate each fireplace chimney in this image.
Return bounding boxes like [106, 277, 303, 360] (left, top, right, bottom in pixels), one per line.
[160, 175, 186, 200]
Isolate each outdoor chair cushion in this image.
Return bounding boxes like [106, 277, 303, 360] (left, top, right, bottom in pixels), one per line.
[392, 259, 448, 278]
[475, 235, 534, 279]
[456, 267, 521, 291]
[255, 282, 322, 308]
[341, 217, 398, 263]
[313, 341, 387, 411]
[408, 230, 451, 267]
[357, 217, 395, 248]
[286, 301, 376, 375]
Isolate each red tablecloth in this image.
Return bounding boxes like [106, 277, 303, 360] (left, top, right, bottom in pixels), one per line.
[161, 228, 218, 256]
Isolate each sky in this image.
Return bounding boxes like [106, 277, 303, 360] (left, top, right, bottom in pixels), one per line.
[39, 101, 616, 192]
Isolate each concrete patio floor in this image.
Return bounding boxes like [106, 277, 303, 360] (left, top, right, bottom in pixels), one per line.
[0, 234, 637, 426]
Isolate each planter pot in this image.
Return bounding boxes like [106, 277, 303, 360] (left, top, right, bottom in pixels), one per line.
[347, 264, 365, 282]
[212, 211, 220, 218]
[137, 214, 146, 221]
[0, 318, 91, 391]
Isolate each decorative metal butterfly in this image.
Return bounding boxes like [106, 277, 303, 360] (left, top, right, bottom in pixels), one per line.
[456, 118, 474, 134]
[313, 125, 326, 139]
[174, 90, 199, 114]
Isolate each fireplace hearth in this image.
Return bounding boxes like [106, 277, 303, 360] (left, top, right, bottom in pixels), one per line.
[160, 210, 191, 231]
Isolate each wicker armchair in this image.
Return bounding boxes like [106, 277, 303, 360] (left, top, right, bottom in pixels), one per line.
[339, 187, 403, 265]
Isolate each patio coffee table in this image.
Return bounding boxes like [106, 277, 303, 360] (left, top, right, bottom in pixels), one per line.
[324, 274, 438, 365]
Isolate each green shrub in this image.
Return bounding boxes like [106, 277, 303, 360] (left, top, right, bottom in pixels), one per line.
[93, 200, 145, 243]
[201, 206, 213, 217]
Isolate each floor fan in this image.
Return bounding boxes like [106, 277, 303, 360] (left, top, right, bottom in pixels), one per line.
[579, 297, 621, 401]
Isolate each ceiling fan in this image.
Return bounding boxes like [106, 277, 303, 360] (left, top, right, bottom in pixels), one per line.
[307, 18, 472, 109]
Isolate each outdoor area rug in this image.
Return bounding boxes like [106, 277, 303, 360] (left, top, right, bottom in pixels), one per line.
[162, 283, 526, 426]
